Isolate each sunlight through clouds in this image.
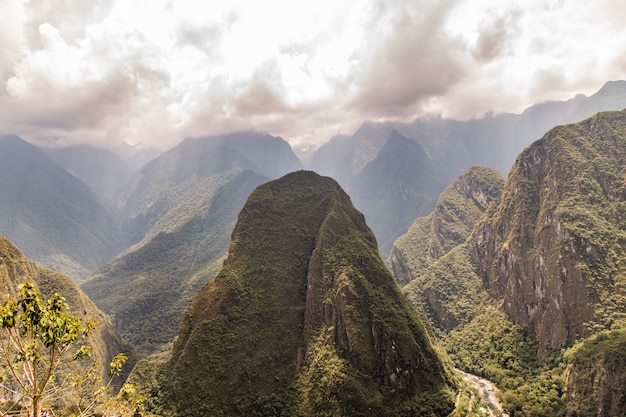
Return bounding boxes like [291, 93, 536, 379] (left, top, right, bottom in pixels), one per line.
[1, 0, 625, 152]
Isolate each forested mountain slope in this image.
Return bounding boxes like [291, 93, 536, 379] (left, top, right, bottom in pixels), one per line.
[0, 135, 119, 281]
[394, 109, 626, 416]
[161, 171, 456, 417]
[0, 235, 136, 383]
[82, 170, 268, 355]
[81, 133, 302, 355]
[389, 166, 504, 286]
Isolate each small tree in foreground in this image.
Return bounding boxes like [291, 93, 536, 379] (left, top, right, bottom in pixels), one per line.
[0, 282, 138, 416]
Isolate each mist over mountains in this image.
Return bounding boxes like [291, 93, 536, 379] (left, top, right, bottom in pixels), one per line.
[1, 81, 626, 415]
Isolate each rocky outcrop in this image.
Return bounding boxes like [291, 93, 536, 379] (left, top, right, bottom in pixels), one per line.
[389, 166, 503, 286]
[163, 171, 455, 416]
[469, 110, 626, 354]
[564, 329, 626, 417]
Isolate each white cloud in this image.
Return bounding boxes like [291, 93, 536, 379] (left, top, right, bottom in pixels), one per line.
[0, 0, 625, 151]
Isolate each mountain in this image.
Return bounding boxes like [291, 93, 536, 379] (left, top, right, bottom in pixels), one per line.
[309, 123, 395, 187]
[389, 166, 504, 286]
[348, 129, 449, 256]
[312, 80, 626, 182]
[82, 170, 268, 355]
[44, 144, 135, 207]
[469, 109, 626, 353]
[392, 109, 626, 416]
[0, 135, 119, 281]
[397, 166, 504, 331]
[0, 235, 136, 385]
[116, 131, 303, 248]
[80, 132, 303, 356]
[161, 171, 456, 416]
[308, 82, 626, 258]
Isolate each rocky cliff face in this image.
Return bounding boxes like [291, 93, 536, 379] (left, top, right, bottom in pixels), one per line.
[163, 171, 455, 416]
[389, 166, 504, 286]
[469, 110, 626, 354]
[564, 329, 626, 417]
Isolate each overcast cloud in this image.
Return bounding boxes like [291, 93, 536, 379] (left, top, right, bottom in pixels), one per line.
[1, 0, 625, 152]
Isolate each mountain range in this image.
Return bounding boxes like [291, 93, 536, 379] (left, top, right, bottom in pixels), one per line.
[0, 81, 625, 415]
[395, 109, 626, 416]
[311, 80, 626, 256]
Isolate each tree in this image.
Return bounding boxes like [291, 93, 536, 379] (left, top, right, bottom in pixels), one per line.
[0, 282, 133, 416]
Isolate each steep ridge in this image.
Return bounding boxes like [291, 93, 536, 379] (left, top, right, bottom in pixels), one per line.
[389, 166, 504, 286]
[82, 170, 268, 355]
[397, 166, 503, 331]
[349, 129, 448, 257]
[162, 171, 455, 416]
[0, 235, 136, 384]
[469, 109, 626, 353]
[0, 135, 119, 281]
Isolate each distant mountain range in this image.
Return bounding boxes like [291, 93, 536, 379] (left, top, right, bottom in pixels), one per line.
[44, 144, 135, 207]
[0, 135, 120, 280]
[310, 80, 626, 255]
[0, 80, 624, 415]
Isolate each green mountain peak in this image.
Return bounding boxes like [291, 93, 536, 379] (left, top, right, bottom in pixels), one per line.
[162, 170, 455, 416]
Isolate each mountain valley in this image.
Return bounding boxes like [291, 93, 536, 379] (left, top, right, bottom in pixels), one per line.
[1, 82, 626, 415]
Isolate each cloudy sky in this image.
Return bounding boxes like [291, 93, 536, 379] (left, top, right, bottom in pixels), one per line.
[1, 0, 625, 152]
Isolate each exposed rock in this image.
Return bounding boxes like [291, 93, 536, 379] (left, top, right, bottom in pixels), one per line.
[469, 110, 626, 354]
[564, 329, 626, 417]
[162, 171, 455, 416]
[389, 166, 503, 286]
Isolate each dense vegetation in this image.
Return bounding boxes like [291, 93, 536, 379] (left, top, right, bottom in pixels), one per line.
[394, 110, 626, 416]
[82, 170, 267, 355]
[563, 328, 626, 416]
[0, 236, 137, 415]
[160, 171, 456, 416]
[390, 166, 504, 286]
